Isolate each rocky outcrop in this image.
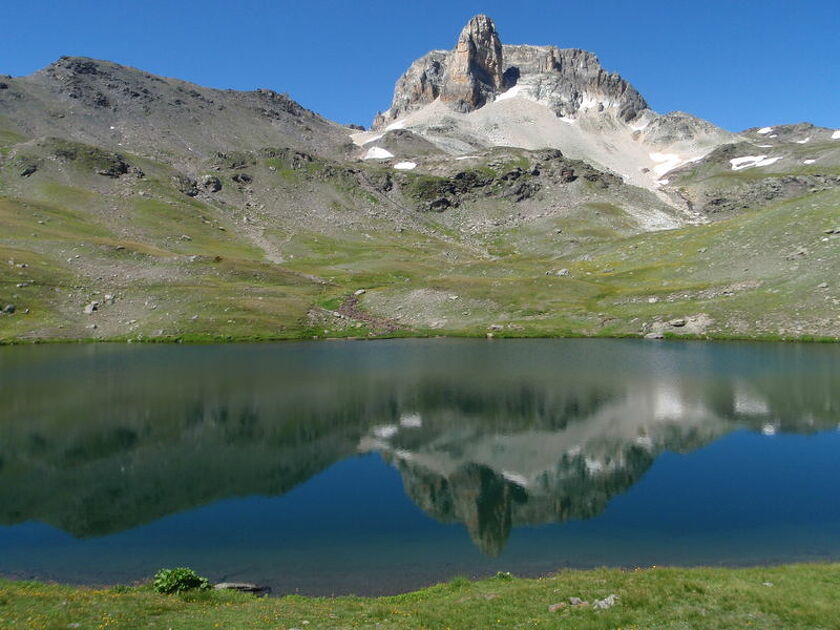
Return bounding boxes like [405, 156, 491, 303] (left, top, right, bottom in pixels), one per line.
[373, 15, 648, 128]
[439, 15, 505, 112]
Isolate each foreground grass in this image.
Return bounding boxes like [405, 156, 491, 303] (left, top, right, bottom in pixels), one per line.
[3, 565, 840, 629]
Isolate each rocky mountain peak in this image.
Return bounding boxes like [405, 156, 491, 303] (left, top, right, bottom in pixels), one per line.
[439, 15, 505, 113]
[373, 15, 649, 129]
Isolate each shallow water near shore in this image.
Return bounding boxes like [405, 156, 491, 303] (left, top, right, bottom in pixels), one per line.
[1, 338, 839, 595]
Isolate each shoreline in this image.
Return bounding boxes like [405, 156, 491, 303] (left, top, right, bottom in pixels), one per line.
[2, 563, 838, 628]
[1, 329, 839, 346]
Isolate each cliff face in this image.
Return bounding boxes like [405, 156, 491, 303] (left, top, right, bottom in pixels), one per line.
[373, 15, 648, 128]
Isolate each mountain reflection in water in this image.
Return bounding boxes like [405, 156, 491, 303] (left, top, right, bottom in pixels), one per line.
[0, 338, 838, 592]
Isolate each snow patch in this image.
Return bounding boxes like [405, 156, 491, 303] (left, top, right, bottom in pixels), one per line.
[757, 145, 773, 148]
[757, 127, 774, 135]
[455, 155, 478, 160]
[649, 153, 682, 176]
[795, 137, 810, 144]
[832, 130, 840, 140]
[729, 155, 782, 171]
[495, 84, 526, 102]
[363, 133, 385, 144]
[363, 146, 394, 160]
[761, 424, 777, 436]
[393, 161, 417, 170]
[648, 153, 703, 177]
[385, 119, 406, 131]
[803, 159, 816, 165]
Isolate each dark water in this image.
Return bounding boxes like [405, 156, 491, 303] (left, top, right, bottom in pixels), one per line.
[1, 338, 839, 595]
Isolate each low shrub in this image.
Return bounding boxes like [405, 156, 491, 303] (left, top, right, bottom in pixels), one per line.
[153, 568, 211, 594]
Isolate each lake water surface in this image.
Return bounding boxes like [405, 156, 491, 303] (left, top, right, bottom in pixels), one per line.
[1, 339, 839, 595]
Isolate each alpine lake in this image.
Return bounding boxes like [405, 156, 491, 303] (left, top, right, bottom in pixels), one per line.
[1, 338, 838, 596]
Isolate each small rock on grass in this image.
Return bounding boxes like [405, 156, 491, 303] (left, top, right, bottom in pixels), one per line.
[593, 594, 619, 609]
[548, 602, 567, 612]
[213, 582, 269, 595]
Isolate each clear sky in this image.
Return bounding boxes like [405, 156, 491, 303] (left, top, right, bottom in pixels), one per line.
[2, 0, 838, 131]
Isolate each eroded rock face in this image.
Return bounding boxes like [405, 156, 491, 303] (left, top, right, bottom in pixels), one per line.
[373, 15, 648, 128]
[439, 14, 505, 113]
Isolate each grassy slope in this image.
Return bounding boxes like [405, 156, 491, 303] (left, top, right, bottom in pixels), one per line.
[1, 132, 838, 343]
[3, 565, 840, 629]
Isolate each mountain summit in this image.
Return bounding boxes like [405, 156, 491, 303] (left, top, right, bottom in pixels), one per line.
[374, 14, 647, 129]
[363, 15, 730, 193]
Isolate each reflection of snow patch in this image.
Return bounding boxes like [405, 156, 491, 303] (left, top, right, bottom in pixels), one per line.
[757, 127, 774, 134]
[635, 435, 654, 449]
[654, 384, 685, 420]
[501, 471, 529, 487]
[373, 425, 399, 439]
[393, 161, 417, 170]
[730, 155, 782, 171]
[364, 147, 394, 160]
[399, 413, 422, 428]
[584, 457, 604, 474]
[735, 390, 770, 415]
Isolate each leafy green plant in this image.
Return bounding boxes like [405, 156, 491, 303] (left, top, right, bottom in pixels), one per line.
[153, 568, 211, 594]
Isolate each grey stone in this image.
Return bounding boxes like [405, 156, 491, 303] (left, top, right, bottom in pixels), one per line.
[593, 594, 619, 609]
[213, 582, 268, 594]
[645, 332, 665, 339]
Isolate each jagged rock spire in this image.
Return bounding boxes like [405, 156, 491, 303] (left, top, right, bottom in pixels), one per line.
[439, 15, 505, 112]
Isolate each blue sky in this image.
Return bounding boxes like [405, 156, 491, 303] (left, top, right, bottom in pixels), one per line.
[2, 0, 838, 131]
